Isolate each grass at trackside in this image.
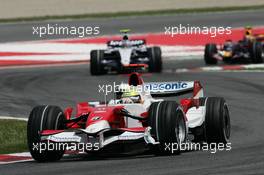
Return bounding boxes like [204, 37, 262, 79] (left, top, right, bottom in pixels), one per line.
[0, 119, 27, 154]
[1, 5, 264, 23]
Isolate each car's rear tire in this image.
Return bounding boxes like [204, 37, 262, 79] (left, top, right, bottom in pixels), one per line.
[147, 47, 162, 72]
[90, 50, 106, 75]
[204, 43, 218, 65]
[204, 97, 231, 144]
[148, 101, 187, 155]
[250, 41, 263, 63]
[27, 105, 66, 162]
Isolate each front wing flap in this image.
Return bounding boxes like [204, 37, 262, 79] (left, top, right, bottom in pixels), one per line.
[40, 127, 157, 151]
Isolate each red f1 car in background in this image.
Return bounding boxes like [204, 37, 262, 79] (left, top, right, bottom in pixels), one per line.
[204, 26, 263, 65]
[90, 29, 162, 75]
[27, 73, 231, 162]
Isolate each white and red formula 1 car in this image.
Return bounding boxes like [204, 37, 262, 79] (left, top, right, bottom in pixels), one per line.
[27, 73, 231, 162]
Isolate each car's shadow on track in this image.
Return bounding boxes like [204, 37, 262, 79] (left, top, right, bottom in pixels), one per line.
[36, 148, 199, 164]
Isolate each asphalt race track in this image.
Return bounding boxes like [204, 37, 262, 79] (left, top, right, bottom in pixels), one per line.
[1, 11, 264, 175]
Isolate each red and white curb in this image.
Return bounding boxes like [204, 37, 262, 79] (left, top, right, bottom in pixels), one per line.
[0, 41, 203, 66]
[0, 152, 32, 165]
[164, 63, 264, 73]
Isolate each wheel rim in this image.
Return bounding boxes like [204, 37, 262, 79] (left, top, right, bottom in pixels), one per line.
[175, 112, 186, 143]
[223, 104, 231, 141]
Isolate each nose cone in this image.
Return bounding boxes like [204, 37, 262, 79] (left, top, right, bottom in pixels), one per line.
[86, 106, 125, 129]
[85, 120, 110, 134]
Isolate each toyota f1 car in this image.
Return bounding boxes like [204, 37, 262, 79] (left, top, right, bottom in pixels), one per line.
[27, 73, 230, 162]
[204, 27, 263, 65]
[90, 29, 162, 75]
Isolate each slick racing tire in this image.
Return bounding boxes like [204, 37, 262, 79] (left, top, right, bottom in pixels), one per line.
[204, 43, 218, 65]
[204, 97, 231, 144]
[250, 41, 263, 63]
[90, 50, 106, 75]
[147, 47, 162, 72]
[27, 105, 66, 162]
[148, 101, 187, 155]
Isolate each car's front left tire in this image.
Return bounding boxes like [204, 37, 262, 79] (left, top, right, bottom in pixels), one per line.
[27, 105, 66, 162]
[148, 101, 187, 155]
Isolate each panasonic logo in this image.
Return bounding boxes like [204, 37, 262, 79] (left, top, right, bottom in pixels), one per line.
[145, 82, 188, 92]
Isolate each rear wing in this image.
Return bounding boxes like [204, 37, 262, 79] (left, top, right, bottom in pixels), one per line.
[107, 39, 146, 47]
[144, 81, 203, 99]
[128, 72, 204, 99]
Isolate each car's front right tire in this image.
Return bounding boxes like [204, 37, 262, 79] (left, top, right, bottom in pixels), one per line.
[90, 50, 106, 75]
[204, 97, 231, 144]
[250, 41, 263, 63]
[147, 47, 162, 72]
[204, 43, 218, 65]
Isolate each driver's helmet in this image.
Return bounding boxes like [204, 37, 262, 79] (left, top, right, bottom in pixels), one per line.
[122, 35, 130, 47]
[123, 35, 129, 40]
[121, 88, 141, 103]
[243, 26, 255, 44]
[245, 26, 252, 36]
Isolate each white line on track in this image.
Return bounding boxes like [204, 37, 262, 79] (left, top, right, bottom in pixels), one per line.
[0, 116, 28, 121]
[8, 152, 31, 157]
[164, 63, 264, 73]
[0, 61, 88, 70]
[0, 159, 33, 165]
